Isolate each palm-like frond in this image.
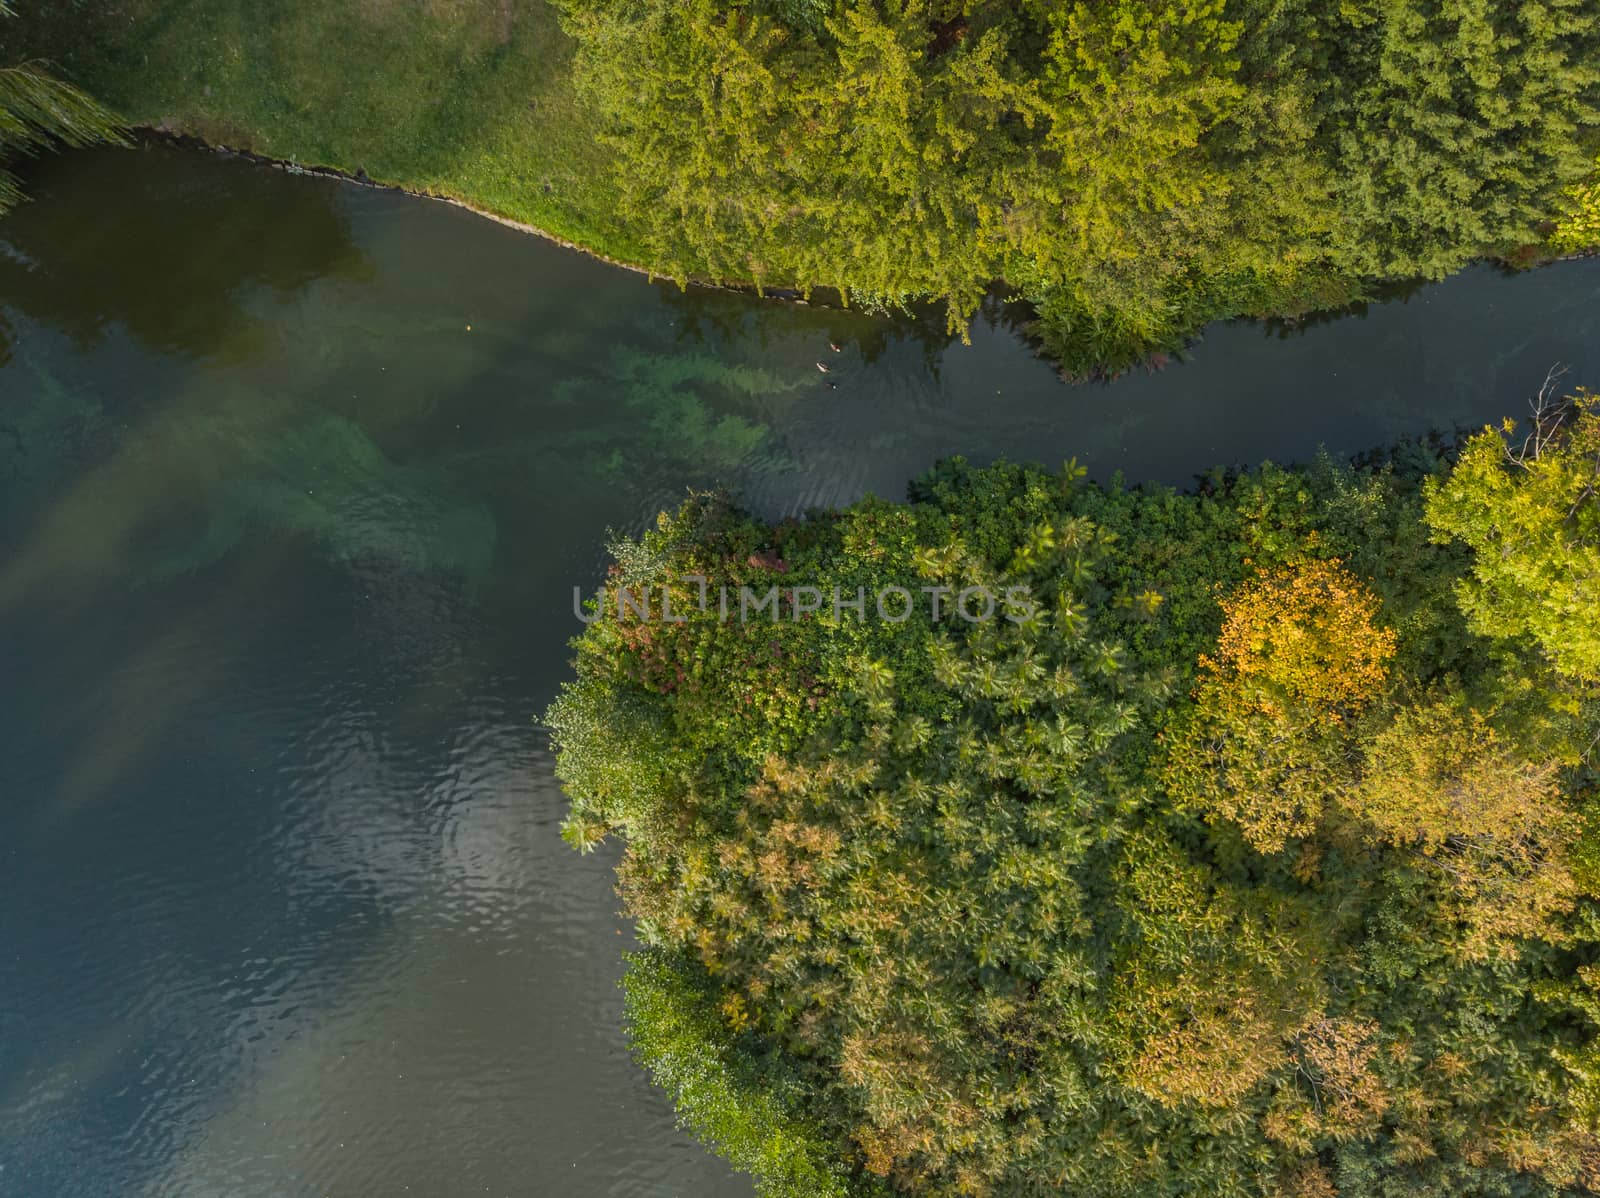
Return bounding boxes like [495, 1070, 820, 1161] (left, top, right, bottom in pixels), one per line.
[0, 44, 126, 214]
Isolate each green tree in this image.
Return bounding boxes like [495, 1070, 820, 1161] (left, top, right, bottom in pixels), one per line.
[551, 447, 1600, 1196]
[1315, 0, 1600, 278]
[1426, 388, 1600, 682]
[556, 0, 1600, 371]
[1550, 152, 1600, 252]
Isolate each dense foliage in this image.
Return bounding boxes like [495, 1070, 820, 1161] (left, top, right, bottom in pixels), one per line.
[1427, 388, 1600, 683]
[1552, 156, 1600, 254]
[550, 400, 1600, 1196]
[10, 1, 1599, 372]
[555, 0, 1600, 371]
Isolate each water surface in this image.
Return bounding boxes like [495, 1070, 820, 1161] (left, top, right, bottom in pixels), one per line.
[2, 145, 1598, 1197]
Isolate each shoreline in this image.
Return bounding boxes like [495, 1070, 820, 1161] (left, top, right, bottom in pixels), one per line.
[136, 125, 1599, 342]
[138, 126, 824, 304]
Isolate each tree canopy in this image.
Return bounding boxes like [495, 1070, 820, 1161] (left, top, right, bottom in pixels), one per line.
[1427, 387, 1600, 683]
[551, 399, 1600, 1196]
[555, 0, 1600, 371]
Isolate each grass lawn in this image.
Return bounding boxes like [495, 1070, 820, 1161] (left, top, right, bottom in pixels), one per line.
[9, 0, 649, 263]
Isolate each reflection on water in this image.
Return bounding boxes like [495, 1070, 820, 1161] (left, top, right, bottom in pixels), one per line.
[0, 144, 369, 367]
[1, 145, 1598, 1197]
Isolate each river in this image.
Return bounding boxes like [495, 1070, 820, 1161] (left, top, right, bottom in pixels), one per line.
[0, 145, 1597, 1197]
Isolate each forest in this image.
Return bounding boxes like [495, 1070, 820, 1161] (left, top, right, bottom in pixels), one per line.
[5, 1, 1599, 372]
[6, 1, 1600, 1191]
[554, 0, 1600, 370]
[550, 393, 1600, 1197]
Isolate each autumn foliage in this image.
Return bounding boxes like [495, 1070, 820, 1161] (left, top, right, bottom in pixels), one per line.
[1203, 560, 1396, 721]
[1166, 561, 1396, 853]
[551, 442, 1600, 1197]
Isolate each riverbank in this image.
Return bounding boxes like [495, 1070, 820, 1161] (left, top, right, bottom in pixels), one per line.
[12, 0, 1598, 376]
[9, 0, 654, 267]
[135, 127, 841, 308]
[4, 141, 1600, 1196]
[141, 127, 664, 281]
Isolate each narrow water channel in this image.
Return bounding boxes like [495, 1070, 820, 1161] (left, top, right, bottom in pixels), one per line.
[1, 145, 1597, 1197]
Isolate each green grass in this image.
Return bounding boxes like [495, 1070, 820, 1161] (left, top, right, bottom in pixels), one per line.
[7, 0, 650, 263]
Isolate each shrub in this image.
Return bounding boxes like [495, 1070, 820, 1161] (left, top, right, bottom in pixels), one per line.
[550, 448, 1600, 1197]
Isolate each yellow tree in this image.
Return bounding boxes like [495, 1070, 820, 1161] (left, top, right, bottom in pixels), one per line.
[1166, 560, 1396, 853]
[1350, 700, 1579, 960]
[1112, 829, 1323, 1107]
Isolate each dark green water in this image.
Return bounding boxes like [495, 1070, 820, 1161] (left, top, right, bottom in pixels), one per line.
[0, 144, 1597, 1197]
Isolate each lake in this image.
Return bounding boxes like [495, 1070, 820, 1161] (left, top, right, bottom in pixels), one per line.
[1, 144, 1597, 1197]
